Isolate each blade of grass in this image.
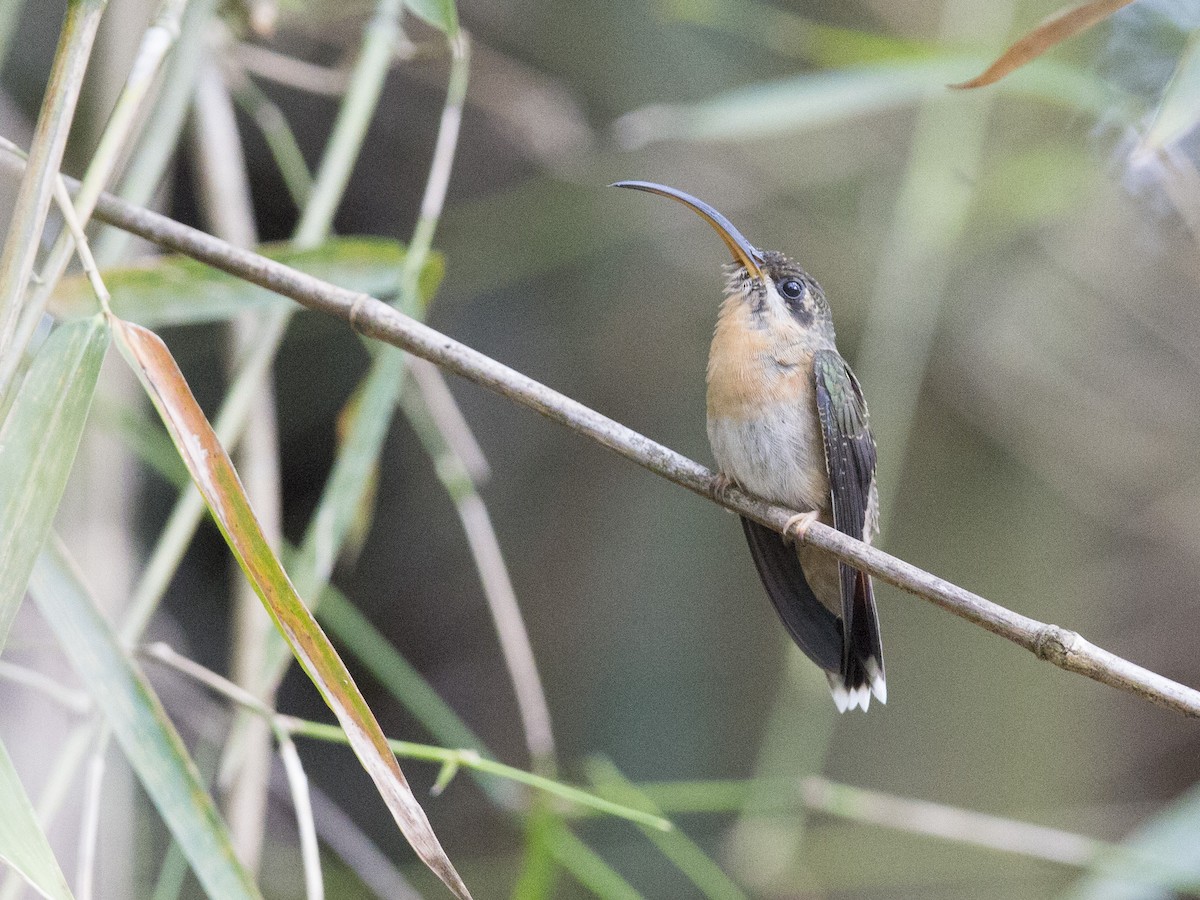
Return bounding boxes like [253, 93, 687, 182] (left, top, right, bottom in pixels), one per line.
[314, 581, 523, 809]
[254, 341, 414, 692]
[547, 823, 642, 900]
[1063, 780, 1200, 899]
[401, 381, 556, 771]
[282, 719, 670, 832]
[0, 0, 107, 358]
[613, 53, 1120, 148]
[49, 237, 420, 326]
[92, 0, 219, 265]
[0, 726, 95, 900]
[110, 316, 472, 899]
[314, 584, 485, 754]
[586, 758, 746, 900]
[0, 315, 109, 652]
[29, 539, 261, 900]
[0, 0, 190, 401]
[670, 0, 933, 67]
[250, 231, 443, 696]
[0, 737, 75, 900]
[510, 802, 559, 900]
[404, 0, 458, 37]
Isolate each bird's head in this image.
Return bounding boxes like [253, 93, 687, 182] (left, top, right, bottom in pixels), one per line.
[613, 180, 834, 341]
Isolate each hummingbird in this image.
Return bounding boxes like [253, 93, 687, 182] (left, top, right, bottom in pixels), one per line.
[614, 180, 885, 712]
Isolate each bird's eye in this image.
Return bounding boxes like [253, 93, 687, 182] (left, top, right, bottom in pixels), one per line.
[779, 279, 804, 300]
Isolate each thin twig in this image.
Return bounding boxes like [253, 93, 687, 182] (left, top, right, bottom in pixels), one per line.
[0, 0, 187, 399]
[0, 659, 91, 714]
[296, 782, 422, 900]
[410, 359, 490, 482]
[278, 734, 324, 900]
[27, 162, 1200, 719]
[800, 775, 1100, 866]
[402, 387, 555, 770]
[75, 739, 106, 900]
[0, 0, 107, 359]
[636, 775, 1200, 892]
[141, 641, 670, 831]
[232, 42, 354, 95]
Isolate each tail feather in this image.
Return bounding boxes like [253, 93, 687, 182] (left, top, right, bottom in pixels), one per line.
[828, 568, 886, 712]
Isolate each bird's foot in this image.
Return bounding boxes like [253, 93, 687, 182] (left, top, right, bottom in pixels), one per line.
[709, 472, 735, 504]
[782, 510, 819, 545]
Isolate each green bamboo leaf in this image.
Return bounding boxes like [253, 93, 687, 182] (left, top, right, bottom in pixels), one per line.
[0, 314, 108, 653]
[549, 823, 643, 900]
[1063, 780, 1200, 899]
[28, 541, 259, 900]
[315, 584, 484, 753]
[614, 56, 1120, 148]
[257, 259, 442, 690]
[287, 720, 671, 831]
[587, 758, 746, 900]
[49, 238, 441, 327]
[404, 0, 458, 36]
[511, 803, 559, 900]
[110, 316, 473, 900]
[0, 738, 74, 900]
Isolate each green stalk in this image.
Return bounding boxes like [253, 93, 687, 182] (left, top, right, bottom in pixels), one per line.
[0, 0, 108, 370]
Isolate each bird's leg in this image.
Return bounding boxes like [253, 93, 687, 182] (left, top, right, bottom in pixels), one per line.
[782, 510, 819, 545]
[709, 472, 735, 503]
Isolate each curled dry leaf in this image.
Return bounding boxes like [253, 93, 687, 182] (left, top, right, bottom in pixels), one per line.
[110, 316, 472, 900]
[951, 0, 1135, 89]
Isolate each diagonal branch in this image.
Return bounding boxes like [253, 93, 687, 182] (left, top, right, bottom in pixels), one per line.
[21, 157, 1200, 720]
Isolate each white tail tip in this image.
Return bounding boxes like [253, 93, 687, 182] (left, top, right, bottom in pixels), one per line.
[828, 668, 887, 713]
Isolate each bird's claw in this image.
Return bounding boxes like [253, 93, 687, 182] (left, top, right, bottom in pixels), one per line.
[709, 472, 734, 503]
[783, 511, 819, 545]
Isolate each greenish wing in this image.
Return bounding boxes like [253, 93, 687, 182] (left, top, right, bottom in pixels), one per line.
[814, 349, 885, 699]
[812, 348, 876, 544]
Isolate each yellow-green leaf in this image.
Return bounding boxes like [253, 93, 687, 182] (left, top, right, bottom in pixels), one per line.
[29, 541, 259, 900]
[110, 316, 472, 900]
[404, 0, 458, 36]
[49, 238, 439, 327]
[951, 0, 1135, 89]
[0, 315, 108, 653]
[0, 737, 74, 900]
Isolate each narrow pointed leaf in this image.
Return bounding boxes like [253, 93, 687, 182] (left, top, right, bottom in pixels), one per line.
[404, 0, 458, 36]
[615, 56, 1116, 148]
[29, 541, 259, 900]
[951, 0, 1135, 89]
[0, 314, 108, 653]
[587, 758, 745, 900]
[1064, 780, 1200, 899]
[258, 260, 441, 690]
[0, 737, 74, 900]
[49, 238, 441, 327]
[110, 316, 472, 900]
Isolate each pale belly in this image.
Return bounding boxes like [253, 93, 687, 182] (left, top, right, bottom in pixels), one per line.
[706, 401, 829, 513]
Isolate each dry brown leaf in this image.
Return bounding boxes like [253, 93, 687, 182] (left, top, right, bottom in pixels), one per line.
[111, 316, 473, 899]
[951, 0, 1135, 89]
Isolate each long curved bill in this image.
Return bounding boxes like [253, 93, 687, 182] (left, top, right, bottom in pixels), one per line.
[612, 180, 765, 280]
